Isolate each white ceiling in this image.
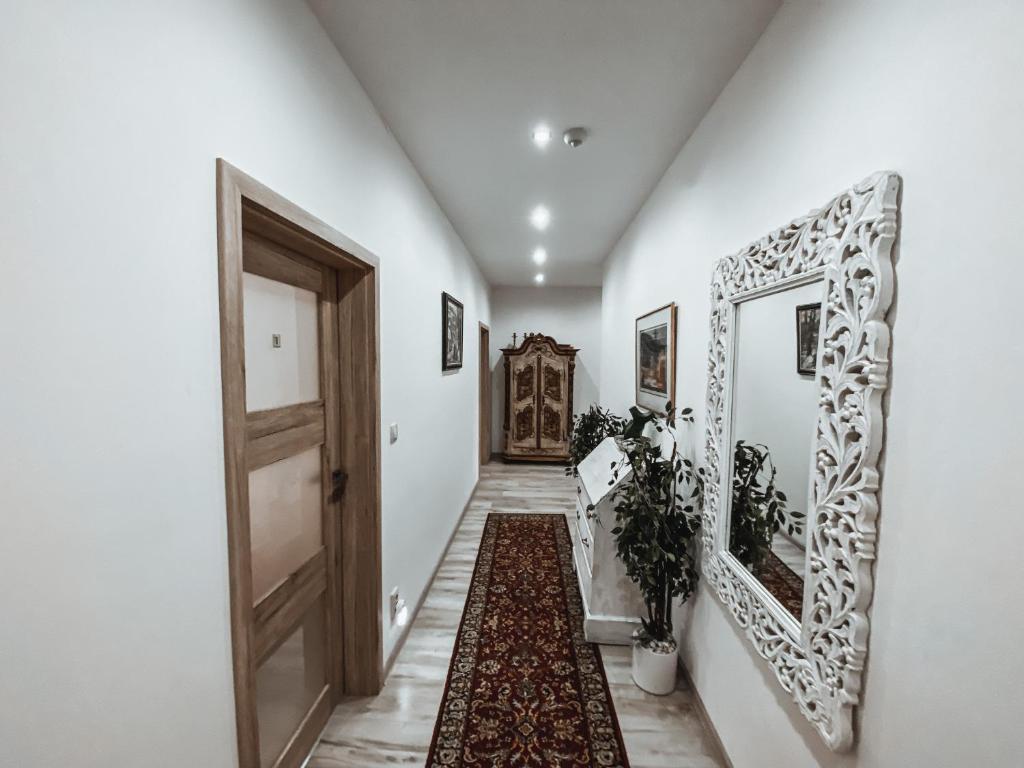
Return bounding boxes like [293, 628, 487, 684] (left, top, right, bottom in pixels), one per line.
[310, 0, 780, 287]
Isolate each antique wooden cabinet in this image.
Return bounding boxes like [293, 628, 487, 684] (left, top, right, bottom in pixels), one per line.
[501, 333, 577, 461]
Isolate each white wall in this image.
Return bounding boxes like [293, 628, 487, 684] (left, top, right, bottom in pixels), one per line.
[599, 1, 1024, 766]
[489, 287, 602, 454]
[0, 2, 489, 766]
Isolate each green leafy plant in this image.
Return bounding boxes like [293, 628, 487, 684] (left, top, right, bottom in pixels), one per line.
[565, 405, 625, 476]
[606, 404, 705, 647]
[728, 440, 805, 574]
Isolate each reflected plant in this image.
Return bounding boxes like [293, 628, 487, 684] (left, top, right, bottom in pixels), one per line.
[729, 441, 805, 574]
[566, 405, 625, 477]
[605, 403, 705, 647]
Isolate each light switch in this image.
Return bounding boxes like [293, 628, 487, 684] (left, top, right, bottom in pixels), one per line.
[389, 423, 399, 444]
[271, 333, 282, 348]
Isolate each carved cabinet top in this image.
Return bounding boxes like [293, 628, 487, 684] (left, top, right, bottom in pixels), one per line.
[501, 333, 578, 358]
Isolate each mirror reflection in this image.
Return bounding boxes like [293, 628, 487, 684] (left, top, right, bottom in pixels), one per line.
[727, 281, 822, 620]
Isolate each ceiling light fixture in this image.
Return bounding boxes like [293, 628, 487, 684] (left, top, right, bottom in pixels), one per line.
[532, 247, 547, 265]
[534, 273, 545, 285]
[563, 126, 589, 148]
[530, 205, 551, 230]
[531, 125, 552, 148]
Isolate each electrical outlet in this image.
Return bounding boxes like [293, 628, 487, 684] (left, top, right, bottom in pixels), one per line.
[390, 588, 400, 623]
[389, 587, 408, 627]
[389, 423, 399, 444]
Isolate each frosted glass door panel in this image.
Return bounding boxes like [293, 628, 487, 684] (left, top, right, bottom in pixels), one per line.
[255, 597, 326, 768]
[243, 272, 320, 412]
[248, 447, 323, 602]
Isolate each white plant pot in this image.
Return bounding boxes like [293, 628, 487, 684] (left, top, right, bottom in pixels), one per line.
[631, 639, 677, 695]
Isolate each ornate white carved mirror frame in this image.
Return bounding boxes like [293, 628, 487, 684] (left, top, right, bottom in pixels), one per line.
[702, 172, 901, 750]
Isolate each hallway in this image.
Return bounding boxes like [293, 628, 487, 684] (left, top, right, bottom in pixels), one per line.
[309, 463, 726, 767]
[6, 3, 1024, 766]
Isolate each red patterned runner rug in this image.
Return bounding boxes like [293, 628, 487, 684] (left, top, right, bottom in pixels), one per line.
[755, 550, 804, 619]
[427, 513, 630, 767]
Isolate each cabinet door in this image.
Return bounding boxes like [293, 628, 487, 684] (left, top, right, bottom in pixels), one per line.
[538, 349, 569, 454]
[508, 353, 538, 453]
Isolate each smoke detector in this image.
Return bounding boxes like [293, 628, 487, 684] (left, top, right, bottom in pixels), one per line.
[562, 127, 589, 148]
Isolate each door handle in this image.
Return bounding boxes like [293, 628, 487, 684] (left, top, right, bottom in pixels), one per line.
[330, 469, 348, 503]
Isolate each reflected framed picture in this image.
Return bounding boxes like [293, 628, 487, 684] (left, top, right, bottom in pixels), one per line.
[635, 302, 677, 414]
[795, 302, 821, 376]
[441, 291, 464, 371]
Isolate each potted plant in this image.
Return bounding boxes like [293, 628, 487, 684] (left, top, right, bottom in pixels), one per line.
[728, 440, 805, 575]
[607, 404, 705, 695]
[565, 404, 625, 477]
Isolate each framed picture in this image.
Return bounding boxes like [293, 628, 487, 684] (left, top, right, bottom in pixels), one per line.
[635, 302, 677, 414]
[441, 291, 464, 371]
[795, 302, 821, 375]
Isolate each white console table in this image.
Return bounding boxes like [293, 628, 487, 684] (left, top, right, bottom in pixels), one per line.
[572, 436, 644, 644]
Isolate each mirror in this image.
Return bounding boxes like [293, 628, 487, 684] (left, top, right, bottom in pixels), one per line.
[727, 281, 822, 619]
[700, 171, 900, 750]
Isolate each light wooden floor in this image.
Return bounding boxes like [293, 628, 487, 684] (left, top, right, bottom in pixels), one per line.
[309, 462, 727, 768]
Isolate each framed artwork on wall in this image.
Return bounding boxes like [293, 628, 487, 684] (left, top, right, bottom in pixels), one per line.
[442, 291, 464, 371]
[635, 302, 677, 414]
[795, 302, 821, 375]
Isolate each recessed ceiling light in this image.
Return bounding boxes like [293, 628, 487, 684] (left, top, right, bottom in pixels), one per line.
[531, 125, 552, 147]
[534, 273, 545, 284]
[530, 205, 551, 230]
[532, 247, 547, 265]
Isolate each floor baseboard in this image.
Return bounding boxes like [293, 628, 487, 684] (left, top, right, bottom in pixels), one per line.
[382, 480, 478, 680]
[678, 659, 734, 768]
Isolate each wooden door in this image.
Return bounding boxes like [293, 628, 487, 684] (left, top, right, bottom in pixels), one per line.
[219, 161, 384, 768]
[479, 324, 491, 465]
[239, 232, 343, 768]
[537, 347, 569, 454]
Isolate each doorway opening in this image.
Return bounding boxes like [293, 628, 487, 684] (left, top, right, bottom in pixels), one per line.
[479, 322, 491, 465]
[216, 160, 383, 768]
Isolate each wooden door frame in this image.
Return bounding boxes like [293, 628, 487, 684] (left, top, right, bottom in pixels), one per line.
[478, 322, 490, 465]
[216, 159, 383, 768]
